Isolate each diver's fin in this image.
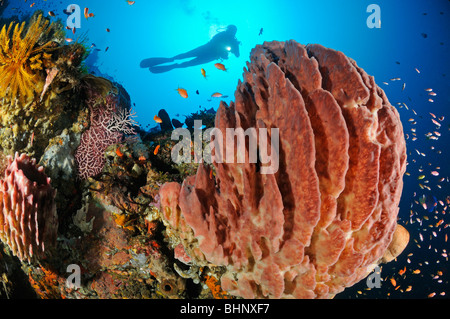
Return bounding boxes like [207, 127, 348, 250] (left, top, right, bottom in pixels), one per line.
[148, 64, 178, 74]
[140, 57, 174, 68]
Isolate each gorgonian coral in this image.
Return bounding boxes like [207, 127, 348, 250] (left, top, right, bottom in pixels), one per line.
[0, 13, 54, 104]
[75, 91, 137, 179]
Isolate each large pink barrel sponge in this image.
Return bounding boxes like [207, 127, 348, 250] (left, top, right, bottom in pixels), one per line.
[160, 40, 408, 298]
[0, 153, 58, 263]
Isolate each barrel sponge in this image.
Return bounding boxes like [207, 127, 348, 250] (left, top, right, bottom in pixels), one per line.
[159, 40, 408, 298]
[0, 153, 58, 263]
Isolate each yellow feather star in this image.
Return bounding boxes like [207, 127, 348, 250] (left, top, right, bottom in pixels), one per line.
[0, 14, 54, 104]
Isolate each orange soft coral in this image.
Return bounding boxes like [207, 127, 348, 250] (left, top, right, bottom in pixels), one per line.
[0, 13, 54, 104]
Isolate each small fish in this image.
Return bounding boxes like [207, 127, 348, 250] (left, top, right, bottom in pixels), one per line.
[428, 98, 434, 103]
[425, 88, 433, 92]
[412, 269, 421, 274]
[211, 92, 223, 98]
[65, 38, 74, 43]
[72, 27, 76, 34]
[40, 68, 59, 102]
[398, 267, 406, 276]
[214, 63, 227, 71]
[176, 87, 188, 98]
[154, 145, 161, 155]
[105, 47, 109, 52]
[154, 115, 162, 123]
[402, 83, 406, 91]
[116, 147, 124, 158]
[126, 0, 136, 5]
[30, 3, 35, 8]
[390, 278, 396, 287]
[84, 8, 89, 19]
[428, 92, 437, 96]
[415, 68, 420, 73]
[201, 68, 207, 78]
[106, 28, 110, 32]
[432, 119, 441, 127]
[418, 175, 425, 180]
[48, 11, 55, 17]
[431, 171, 439, 176]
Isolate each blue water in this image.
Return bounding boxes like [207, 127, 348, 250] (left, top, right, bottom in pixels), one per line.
[1, 0, 449, 299]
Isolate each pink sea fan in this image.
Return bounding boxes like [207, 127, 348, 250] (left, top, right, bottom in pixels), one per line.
[75, 93, 137, 179]
[0, 153, 58, 263]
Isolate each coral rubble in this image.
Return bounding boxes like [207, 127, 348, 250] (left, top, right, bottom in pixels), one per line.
[159, 40, 408, 298]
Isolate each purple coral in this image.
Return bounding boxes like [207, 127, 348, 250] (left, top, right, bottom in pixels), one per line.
[75, 93, 137, 179]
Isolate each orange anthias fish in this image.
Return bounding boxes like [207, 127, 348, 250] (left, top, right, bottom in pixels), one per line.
[176, 87, 188, 98]
[116, 147, 124, 158]
[214, 63, 227, 71]
[201, 68, 207, 79]
[154, 115, 163, 123]
[398, 267, 406, 276]
[154, 145, 161, 155]
[40, 68, 59, 102]
[211, 92, 223, 98]
[126, 0, 136, 5]
[84, 8, 94, 19]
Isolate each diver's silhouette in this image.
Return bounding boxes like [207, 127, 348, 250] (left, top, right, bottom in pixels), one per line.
[140, 25, 241, 73]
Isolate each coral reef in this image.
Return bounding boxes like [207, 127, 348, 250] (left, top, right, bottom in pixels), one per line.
[159, 40, 408, 298]
[0, 13, 411, 301]
[0, 153, 57, 263]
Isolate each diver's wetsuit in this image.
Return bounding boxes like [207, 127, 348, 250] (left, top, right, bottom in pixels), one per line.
[140, 26, 240, 73]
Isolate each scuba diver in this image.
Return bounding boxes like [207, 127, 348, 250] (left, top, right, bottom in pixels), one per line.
[140, 25, 241, 73]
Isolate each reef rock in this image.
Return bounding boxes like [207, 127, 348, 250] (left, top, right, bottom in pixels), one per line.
[0, 153, 58, 263]
[159, 40, 408, 299]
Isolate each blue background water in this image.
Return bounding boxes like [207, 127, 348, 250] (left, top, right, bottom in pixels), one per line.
[1, 0, 449, 299]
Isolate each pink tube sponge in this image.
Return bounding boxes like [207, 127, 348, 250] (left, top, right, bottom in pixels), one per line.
[0, 153, 58, 263]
